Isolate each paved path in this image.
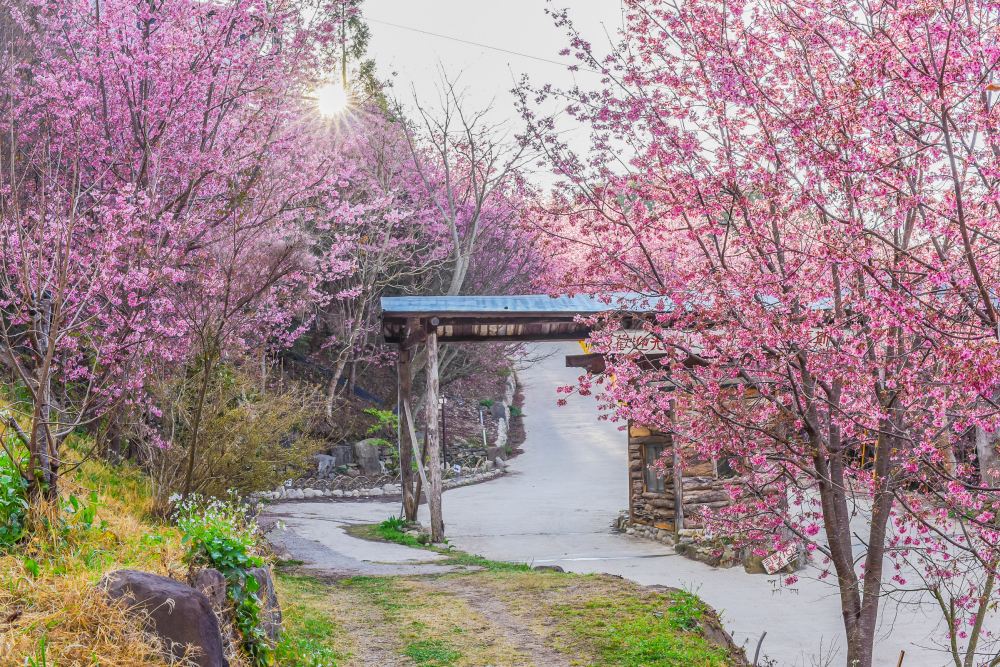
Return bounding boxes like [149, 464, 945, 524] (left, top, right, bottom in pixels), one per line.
[268, 342, 953, 666]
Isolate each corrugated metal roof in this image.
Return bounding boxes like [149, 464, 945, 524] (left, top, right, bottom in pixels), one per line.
[381, 293, 669, 316]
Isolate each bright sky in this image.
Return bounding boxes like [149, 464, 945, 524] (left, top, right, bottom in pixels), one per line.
[364, 1, 623, 186]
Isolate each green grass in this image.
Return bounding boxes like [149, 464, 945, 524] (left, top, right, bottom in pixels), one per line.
[552, 590, 731, 666]
[437, 551, 532, 572]
[403, 639, 462, 666]
[274, 573, 345, 667]
[348, 519, 532, 572]
[340, 575, 414, 618]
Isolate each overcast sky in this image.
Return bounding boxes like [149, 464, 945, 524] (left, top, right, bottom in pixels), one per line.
[364, 1, 623, 185]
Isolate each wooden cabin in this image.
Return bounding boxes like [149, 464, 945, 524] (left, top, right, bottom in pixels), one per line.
[627, 422, 735, 531]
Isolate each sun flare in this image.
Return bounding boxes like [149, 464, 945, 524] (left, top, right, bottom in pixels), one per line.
[314, 83, 350, 118]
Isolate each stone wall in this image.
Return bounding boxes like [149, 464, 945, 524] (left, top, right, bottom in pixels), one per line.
[628, 423, 734, 531]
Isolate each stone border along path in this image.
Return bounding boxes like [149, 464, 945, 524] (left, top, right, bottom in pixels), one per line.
[259, 466, 509, 503]
[266, 342, 948, 667]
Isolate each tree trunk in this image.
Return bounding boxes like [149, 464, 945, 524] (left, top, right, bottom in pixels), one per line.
[668, 401, 683, 534]
[325, 355, 349, 420]
[30, 291, 57, 501]
[425, 330, 444, 542]
[181, 354, 214, 501]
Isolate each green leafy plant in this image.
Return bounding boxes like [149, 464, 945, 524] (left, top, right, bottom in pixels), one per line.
[379, 515, 407, 532]
[64, 492, 100, 532]
[23, 557, 40, 578]
[174, 495, 271, 665]
[364, 408, 398, 436]
[478, 399, 494, 408]
[508, 405, 523, 418]
[0, 436, 29, 548]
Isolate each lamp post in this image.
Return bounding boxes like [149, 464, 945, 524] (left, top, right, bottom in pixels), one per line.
[439, 396, 448, 467]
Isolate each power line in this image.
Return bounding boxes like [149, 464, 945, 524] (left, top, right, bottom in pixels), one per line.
[366, 17, 603, 75]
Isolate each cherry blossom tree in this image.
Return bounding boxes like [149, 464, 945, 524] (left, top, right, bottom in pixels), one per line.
[0, 0, 345, 501]
[523, 1, 1000, 664]
[312, 112, 447, 417]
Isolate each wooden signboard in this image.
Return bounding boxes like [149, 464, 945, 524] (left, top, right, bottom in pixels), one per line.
[762, 544, 798, 575]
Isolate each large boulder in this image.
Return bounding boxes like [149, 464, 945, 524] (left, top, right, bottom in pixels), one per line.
[353, 438, 385, 476]
[101, 569, 226, 667]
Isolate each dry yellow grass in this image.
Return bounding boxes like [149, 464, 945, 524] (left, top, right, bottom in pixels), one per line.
[0, 452, 188, 667]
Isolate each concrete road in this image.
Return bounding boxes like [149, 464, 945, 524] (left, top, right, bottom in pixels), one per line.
[269, 342, 954, 666]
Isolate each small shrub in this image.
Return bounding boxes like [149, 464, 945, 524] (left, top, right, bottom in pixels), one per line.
[174, 495, 271, 665]
[508, 405, 523, 418]
[148, 365, 323, 510]
[478, 399, 494, 408]
[380, 515, 407, 532]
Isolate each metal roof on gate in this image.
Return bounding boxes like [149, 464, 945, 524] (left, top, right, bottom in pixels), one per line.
[381, 294, 641, 316]
[381, 293, 668, 345]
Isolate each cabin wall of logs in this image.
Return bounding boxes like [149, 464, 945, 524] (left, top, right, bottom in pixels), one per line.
[628, 423, 734, 531]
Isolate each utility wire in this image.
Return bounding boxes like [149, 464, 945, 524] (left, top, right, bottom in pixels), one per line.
[367, 17, 603, 75]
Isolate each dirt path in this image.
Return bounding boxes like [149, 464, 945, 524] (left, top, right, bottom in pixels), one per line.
[421, 575, 571, 667]
[323, 585, 404, 667]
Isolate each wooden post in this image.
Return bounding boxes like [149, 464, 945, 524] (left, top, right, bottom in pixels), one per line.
[397, 349, 419, 520]
[425, 327, 445, 542]
[669, 400, 684, 534]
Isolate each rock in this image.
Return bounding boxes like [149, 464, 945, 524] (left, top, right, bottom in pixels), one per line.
[485, 446, 502, 460]
[489, 401, 508, 420]
[329, 444, 355, 467]
[493, 457, 508, 469]
[495, 418, 509, 450]
[313, 454, 336, 478]
[344, 467, 361, 477]
[249, 566, 282, 644]
[101, 570, 225, 667]
[485, 461, 495, 471]
[191, 569, 227, 611]
[332, 489, 344, 498]
[368, 488, 384, 497]
[353, 438, 385, 476]
[382, 483, 398, 494]
[532, 565, 564, 573]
